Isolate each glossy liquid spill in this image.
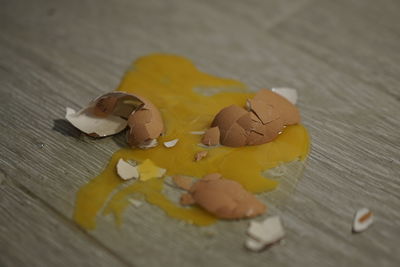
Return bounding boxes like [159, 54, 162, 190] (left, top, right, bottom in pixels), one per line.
[73, 54, 310, 229]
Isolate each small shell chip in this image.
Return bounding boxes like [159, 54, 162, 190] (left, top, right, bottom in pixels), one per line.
[352, 208, 373, 233]
[116, 158, 139, 180]
[245, 216, 285, 252]
[163, 138, 179, 148]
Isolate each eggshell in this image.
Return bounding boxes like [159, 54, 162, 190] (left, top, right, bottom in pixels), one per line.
[222, 122, 248, 147]
[201, 127, 220, 146]
[253, 89, 300, 125]
[245, 216, 285, 251]
[163, 139, 179, 148]
[66, 91, 164, 148]
[211, 105, 248, 132]
[116, 158, 139, 180]
[352, 208, 373, 233]
[247, 99, 280, 125]
[194, 150, 208, 161]
[127, 96, 165, 147]
[65, 107, 127, 137]
[181, 173, 267, 219]
[205, 89, 300, 147]
[172, 175, 193, 190]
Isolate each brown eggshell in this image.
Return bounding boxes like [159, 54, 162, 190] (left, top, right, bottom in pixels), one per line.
[126, 96, 164, 148]
[180, 193, 195, 205]
[253, 89, 300, 125]
[206, 89, 300, 147]
[246, 118, 285, 145]
[183, 173, 267, 219]
[222, 122, 248, 147]
[247, 99, 280, 125]
[211, 105, 248, 132]
[92, 92, 144, 119]
[172, 175, 192, 190]
[201, 127, 220, 146]
[194, 151, 208, 162]
[93, 96, 119, 117]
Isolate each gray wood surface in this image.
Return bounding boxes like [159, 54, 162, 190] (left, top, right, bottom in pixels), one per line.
[1, 0, 399, 266]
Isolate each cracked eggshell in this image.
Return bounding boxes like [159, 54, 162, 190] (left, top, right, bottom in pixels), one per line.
[247, 99, 280, 125]
[253, 89, 300, 125]
[65, 91, 164, 148]
[206, 89, 300, 147]
[182, 173, 267, 219]
[201, 127, 220, 146]
[127, 96, 164, 148]
[211, 105, 249, 147]
[211, 105, 248, 131]
[65, 107, 128, 137]
[92, 92, 145, 119]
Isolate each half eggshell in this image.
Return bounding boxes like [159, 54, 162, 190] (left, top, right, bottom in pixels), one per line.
[202, 89, 300, 147]
[180, 173, 267, 219]
[65, 91, 164, 148]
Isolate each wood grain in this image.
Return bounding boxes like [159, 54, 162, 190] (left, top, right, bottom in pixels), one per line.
[0, 0, 399, 266]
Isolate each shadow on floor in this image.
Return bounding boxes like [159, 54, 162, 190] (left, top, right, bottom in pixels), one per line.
[52, 119, 81, 138]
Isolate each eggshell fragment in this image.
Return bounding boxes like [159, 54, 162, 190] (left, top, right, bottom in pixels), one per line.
[194, 151, 208, 161]
[247, 99, 279, 125]
[172, 175, 193, 190]
[203, 89, 300, 147]
[65, 92, 164, 148]
[272, 87, 298, 105]
[127, 96, 165, 147]
[201, 127, 220, 146]
[253, 89, 300, 125]
[65, 107, 127, 137]
[245, 216, 285, 252]
[129, 199, 143, 207]
[180, 173, 267, 219]
[116, 158, 139, 180]
[190, 131, 205, 135]
[352, 208, 373, 233]
[163, 138, 179, 148]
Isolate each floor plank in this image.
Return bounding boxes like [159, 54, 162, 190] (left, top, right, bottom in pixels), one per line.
[0, 179, 128, 267]
[0, 0, 399, 266]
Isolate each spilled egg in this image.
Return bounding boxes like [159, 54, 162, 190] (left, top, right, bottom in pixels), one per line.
[72, 54, 310, 229]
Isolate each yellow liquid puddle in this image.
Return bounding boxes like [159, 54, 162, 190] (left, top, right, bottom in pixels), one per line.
[73, 54, 310, 230]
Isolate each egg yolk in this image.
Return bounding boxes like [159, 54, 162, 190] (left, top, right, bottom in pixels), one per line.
[73, 54, 310, 230]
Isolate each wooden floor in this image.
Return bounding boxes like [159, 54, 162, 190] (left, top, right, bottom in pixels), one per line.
[1, 0, 399, 266]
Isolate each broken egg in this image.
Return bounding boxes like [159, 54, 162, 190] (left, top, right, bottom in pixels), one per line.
[180, 173, 267, 219]
[202, 89, 300, 147]
[66, 92, 164, 148]
[73, 54, 310, 230]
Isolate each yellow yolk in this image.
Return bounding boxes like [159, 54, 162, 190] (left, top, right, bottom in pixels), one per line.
[73, 54, 310, 230]
[137, 159, 165, 181]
